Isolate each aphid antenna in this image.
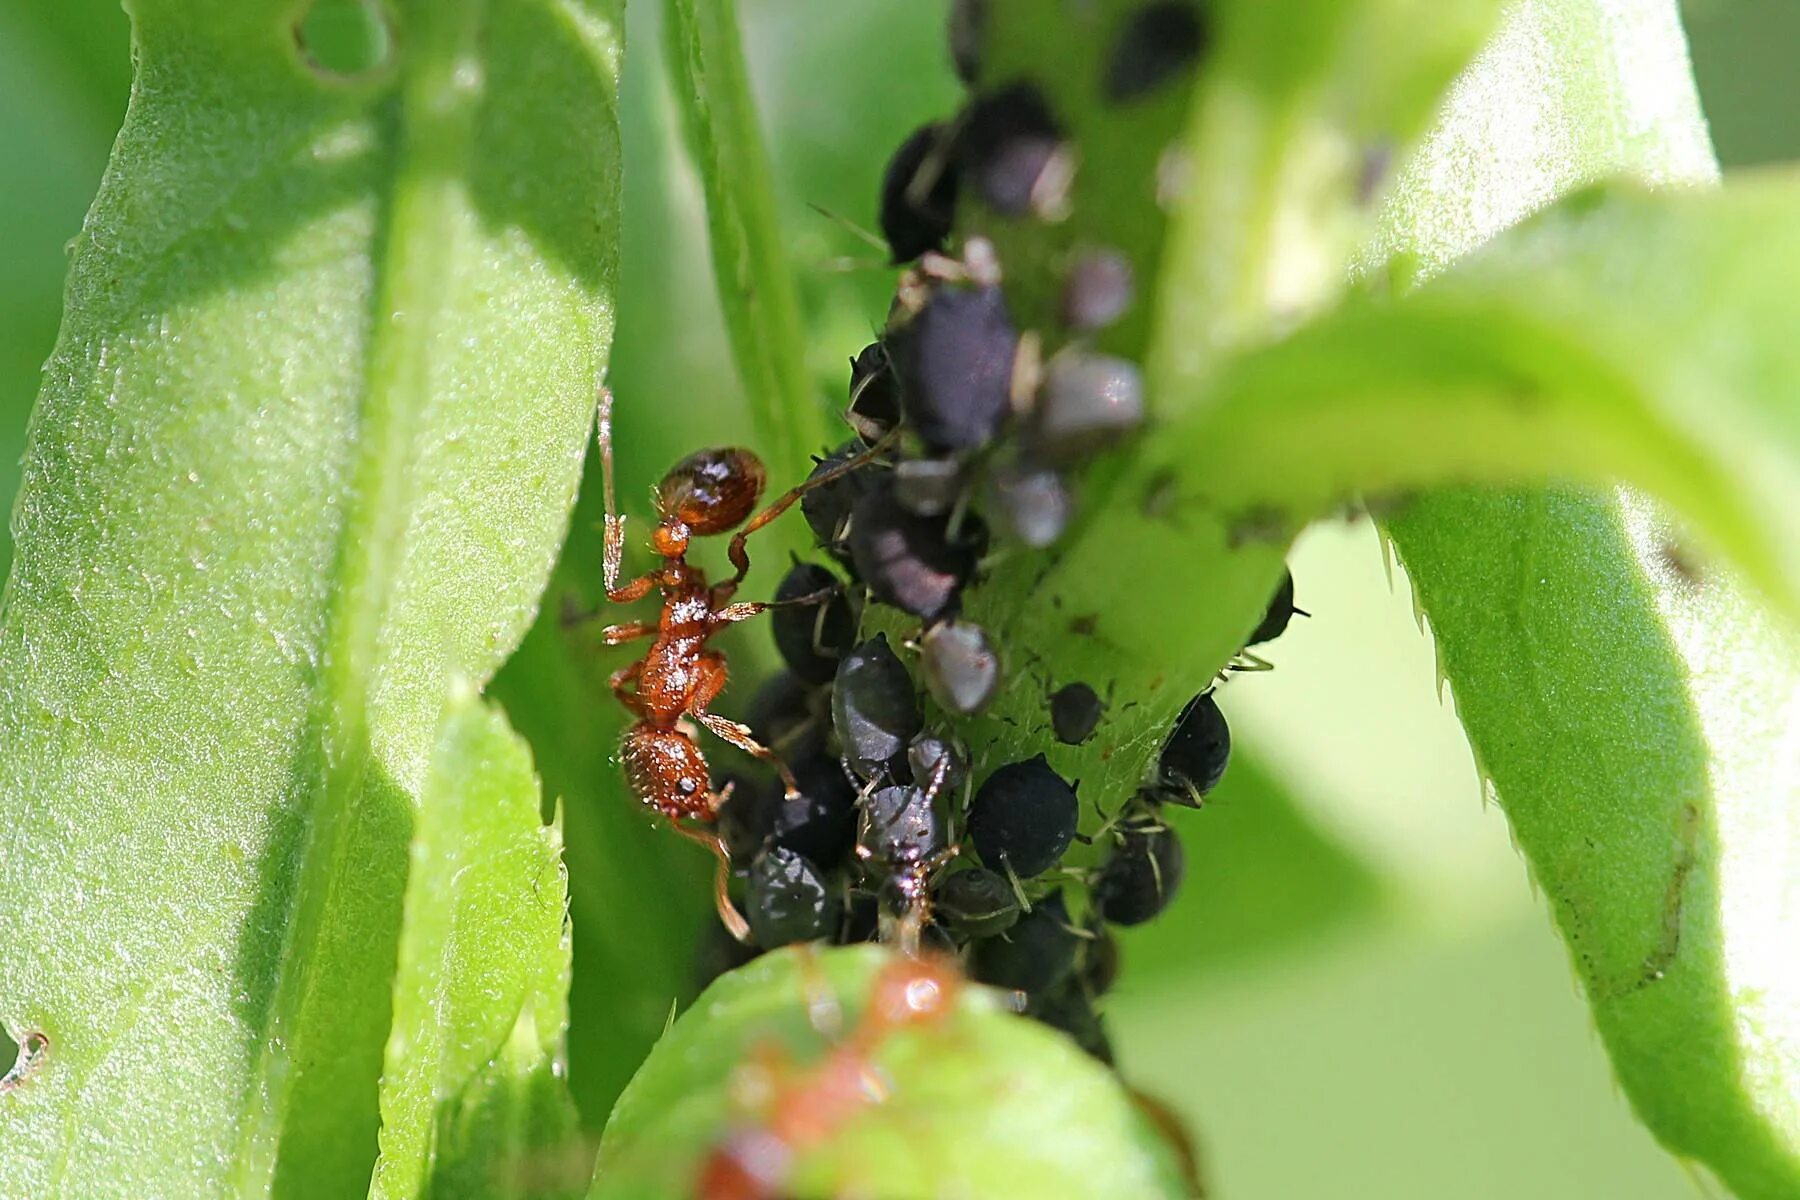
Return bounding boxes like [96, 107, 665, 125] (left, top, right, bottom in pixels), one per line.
[901, 122, 958, 212]
[803, 201, 890, 256]
[1000, 856, 1032, 914]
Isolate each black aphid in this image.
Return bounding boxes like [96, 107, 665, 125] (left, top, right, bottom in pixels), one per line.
[934, 866, 1020, 937]
[770, 753, 861, 869]
[989, 463, 1072, 548]
[745, 669, 824, 763]
[959, 82, 1067, 217]
[888, 281, 1017, 452]
[771, 562, 856, 685]
[860, 783, 946, 869]
[947, 0, 987, 85]
[1153, 691, 1230, 806]
[1030, 979, 1114, 1064]
[967, 753, 1079, 878]
[832, 634, 923, 778]
[1061, 247, 1135, 332]
[1049, 681, 1103, 745]
[907, 730, 969, 798]
[1095, 808, 1186, 925]
[800, 439, 882, 563]
[1104, 1, 1209, 103]
[970, 890, 1080, 995]
[880, 123, 961, 264]
[846, 341, 903, 446]
[847, 483, 983, 620]
[921, 619, 1001, 715]
[1028, 351, 1146, 465]
[745, 846, 839, 949]
[1246, 567, 1302, 646]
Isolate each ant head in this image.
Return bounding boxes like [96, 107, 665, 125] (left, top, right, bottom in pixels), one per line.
[657, 447, 767, 536]
[651, 520, 691, 560]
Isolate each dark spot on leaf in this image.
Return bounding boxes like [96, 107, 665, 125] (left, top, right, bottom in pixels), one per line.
[1657, 540, 1707, 589]
[1, 1030, 48, 1094]
[295, 0, 392, 81]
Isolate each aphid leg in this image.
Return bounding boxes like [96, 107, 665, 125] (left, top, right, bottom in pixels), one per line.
[697, 711, 802, 799]
[672, 822, 752, 944]
[721, 435, 898, 590]
[601, 620, 658, 647]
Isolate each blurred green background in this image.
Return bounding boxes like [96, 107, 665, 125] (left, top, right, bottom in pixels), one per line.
[3, 1, 1794, 1195]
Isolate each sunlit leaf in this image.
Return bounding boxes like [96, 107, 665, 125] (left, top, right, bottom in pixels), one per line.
[372, 688, 581, 1200]
[0, 0, 620, 1192]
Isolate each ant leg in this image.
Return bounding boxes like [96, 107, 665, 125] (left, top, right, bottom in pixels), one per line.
[670, 823, 751, 944]
[709, 585, 837, 629]
[606, 571, 659, 606]
[696, 711, 802, 799]
[721, 435, 897, 590]
[601, 620, 658, 647]
[610, 660, 650, 718]
[598, 384, 627, 592]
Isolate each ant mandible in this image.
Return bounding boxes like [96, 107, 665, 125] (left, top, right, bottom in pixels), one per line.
[595, 387, 877, 941]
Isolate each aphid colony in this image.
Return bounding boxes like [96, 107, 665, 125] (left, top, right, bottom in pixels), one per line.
[597, 0, 1286, 1100]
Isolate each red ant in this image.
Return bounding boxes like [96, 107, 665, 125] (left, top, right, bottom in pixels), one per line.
[694, 950, 963, 1200]
[592, 388, 877, 941]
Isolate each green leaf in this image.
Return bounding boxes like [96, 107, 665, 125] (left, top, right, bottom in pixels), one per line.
[1378, 3, 1800, 1193]
[371, 687, 581, 1200]
[1139, 1, 1800, 1190]
[589, 946, 1191, 1200]
[0, 0, 621, 1193]
[665, 0, 821, 482]
[1168, 179, 1800, 616]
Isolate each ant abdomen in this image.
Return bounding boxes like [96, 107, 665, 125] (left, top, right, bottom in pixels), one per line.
[657, 447, 767, 534]
[621, 723, 714, 821]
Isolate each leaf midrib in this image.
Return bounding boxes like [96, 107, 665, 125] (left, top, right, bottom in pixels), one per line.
[229, 1, 489, 1188]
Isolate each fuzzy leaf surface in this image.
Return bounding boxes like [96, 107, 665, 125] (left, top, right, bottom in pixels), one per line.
[0, 1, 620, 1194]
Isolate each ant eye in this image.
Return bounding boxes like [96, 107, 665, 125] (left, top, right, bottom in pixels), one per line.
[659, 447, 765, 535]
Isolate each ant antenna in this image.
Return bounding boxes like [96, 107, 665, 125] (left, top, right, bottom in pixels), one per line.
[598, 383, 625, 593]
